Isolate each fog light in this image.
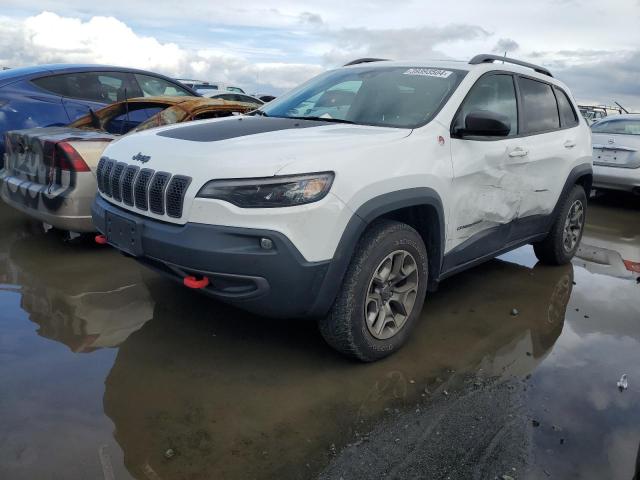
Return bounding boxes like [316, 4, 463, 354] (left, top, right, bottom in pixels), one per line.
[260, 238, 273, 250]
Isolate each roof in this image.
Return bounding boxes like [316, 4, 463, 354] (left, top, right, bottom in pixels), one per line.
[595, 113, 639, 121]
[341, 58, 566, 88]
[0, 64, 195, 91]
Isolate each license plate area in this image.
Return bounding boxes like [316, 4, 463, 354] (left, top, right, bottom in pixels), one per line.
[105, 211, 143, 256]
[594, 149, 629, 166]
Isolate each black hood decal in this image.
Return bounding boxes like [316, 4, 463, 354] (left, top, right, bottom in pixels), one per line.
[156, 116, 327, 142]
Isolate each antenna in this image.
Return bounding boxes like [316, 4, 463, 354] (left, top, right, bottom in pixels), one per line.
[88, 107, 100, 129]
[614, 101, 629, 114]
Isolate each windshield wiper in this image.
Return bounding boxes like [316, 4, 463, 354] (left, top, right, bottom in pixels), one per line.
[252, 110, 269, 117]
[287, 116, 355, 124]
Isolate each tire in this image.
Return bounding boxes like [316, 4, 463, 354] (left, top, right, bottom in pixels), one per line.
[533, 184, 587, 265]
[319, 219, 428, 362]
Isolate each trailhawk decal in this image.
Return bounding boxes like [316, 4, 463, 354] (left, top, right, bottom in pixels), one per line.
[403, 68, 453, 78]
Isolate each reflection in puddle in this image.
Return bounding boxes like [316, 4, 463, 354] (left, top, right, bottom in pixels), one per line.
[6, 233, 154, 352]
[100, 260, 573, 479]
[0, 191, 639, 479]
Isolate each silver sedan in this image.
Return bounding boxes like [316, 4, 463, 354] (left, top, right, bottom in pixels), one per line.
[591, 114, 640, 194]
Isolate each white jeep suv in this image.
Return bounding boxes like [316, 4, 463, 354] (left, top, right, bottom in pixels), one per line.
[92, 55, 592, 361]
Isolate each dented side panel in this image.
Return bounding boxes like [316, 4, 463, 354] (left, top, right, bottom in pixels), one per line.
[517, 128, 577, 219]
[448, 137, 524, 252]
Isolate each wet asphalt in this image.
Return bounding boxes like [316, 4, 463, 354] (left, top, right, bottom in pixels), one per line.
[0, 192, 639, 480]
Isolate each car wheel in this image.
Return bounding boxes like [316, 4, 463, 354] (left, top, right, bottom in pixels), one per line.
[319, 219, 428, 361]
[533, 184, 587, 265]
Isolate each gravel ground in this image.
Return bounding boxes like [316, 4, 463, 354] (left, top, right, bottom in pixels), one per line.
[320, 376, 532, 480]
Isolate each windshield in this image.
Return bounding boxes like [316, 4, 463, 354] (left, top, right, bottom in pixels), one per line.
[592, 117, 640, 135]
[260, 66, 466, 129]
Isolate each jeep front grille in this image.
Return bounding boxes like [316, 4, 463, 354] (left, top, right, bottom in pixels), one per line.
[97, 157, 191, 218]
[121, 165, 139, 206]
[110, 162, 127, 202]
[134, 169, 153, 211]
[166, 176, 192, 218]
[148, 172, 170, 215]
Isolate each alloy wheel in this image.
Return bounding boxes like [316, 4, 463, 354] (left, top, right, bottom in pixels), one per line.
[364, 250, 419, 340]
[563, 200, 584, 252]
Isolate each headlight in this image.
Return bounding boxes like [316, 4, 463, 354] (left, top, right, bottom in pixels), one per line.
[196, 172, 334, 208]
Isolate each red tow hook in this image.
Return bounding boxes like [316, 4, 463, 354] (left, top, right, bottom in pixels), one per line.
[94, 234, 108, 245]
[183, 276, 210, 289]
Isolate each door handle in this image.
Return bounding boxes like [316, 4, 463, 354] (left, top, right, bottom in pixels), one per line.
[564, 140, 576, 148]
[509, 147, 529, 158]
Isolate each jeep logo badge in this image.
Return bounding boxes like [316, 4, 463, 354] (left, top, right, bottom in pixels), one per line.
[132, 152, 151, 163]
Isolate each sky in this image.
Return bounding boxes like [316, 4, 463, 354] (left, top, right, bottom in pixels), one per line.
[0, 0, 639, 109]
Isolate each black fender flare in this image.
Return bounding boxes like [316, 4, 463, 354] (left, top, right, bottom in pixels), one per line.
[547, 163, 592, 230]
[306, 187, 445, 317]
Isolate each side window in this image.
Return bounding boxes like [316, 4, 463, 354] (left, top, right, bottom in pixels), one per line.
[32, 75, 70, 97]
[554, 87, 579, 128]
[134, 74, 191, 97]
[518, 77, 560, 133]
[235, 94, 261, 104]
[453, 74, 518, 136]
[33, 72, 132, 102]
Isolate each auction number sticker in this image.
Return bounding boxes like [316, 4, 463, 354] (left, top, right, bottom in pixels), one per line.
[403, 68, 453, 78]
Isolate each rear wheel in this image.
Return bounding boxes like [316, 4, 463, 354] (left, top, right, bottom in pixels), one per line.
[319, 219, 428, 361]
[533, 184, 587, 265]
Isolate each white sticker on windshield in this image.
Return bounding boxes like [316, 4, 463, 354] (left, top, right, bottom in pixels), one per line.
[403, 68, 453, 78]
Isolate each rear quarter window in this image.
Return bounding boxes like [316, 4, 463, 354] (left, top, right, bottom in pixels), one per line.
[518, 77, 560, 134]
[554, 87, 579, 128]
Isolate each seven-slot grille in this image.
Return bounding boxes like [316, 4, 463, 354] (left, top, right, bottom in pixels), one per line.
[96, 157, 191, 218]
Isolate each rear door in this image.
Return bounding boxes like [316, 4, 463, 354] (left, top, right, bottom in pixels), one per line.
[513, 78, 579, 238]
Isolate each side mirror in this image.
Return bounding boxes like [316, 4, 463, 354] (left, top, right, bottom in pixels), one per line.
[457, 110, 511, 137]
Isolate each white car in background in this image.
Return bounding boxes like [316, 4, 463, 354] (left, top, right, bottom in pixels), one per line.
[200, 91, 264, 108]
[591, 114, 640, 195]
[175, 79, 247, 96]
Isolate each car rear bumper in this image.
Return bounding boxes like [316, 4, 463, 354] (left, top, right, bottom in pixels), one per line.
[593, 164, 640, 193]
[91, 196, 334, 318]
[0, 170, 96, 232]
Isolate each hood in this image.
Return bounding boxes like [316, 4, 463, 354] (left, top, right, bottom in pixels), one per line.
[102, 115, 412, 179]
[7, 126, 116, 142]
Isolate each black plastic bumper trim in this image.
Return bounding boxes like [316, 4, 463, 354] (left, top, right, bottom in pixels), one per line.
[92, 196, 332, 318]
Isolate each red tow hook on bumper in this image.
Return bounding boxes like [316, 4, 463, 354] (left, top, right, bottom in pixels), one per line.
[183, 276, 210, 289]
[94, 234, 108, 245]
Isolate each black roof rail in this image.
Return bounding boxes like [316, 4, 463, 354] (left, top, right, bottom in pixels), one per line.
[343, 58, 388, 66]
[469, 54, 553, 77]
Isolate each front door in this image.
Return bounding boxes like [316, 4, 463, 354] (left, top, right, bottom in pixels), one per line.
[445, 73, 526, 271]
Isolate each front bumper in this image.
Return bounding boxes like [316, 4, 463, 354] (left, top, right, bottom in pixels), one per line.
[92, 196, 333, 318]
[593, 164, 640, 193]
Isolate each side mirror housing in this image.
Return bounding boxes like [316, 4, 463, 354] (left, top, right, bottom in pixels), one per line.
[455, 111, 511, 137]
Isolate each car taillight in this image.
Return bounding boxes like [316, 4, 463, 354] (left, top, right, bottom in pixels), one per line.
[3, 133, 11, 159]
[623, 259, 640, 274]
[55, 141, 91, 172]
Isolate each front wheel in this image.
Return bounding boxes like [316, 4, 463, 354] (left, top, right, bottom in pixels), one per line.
[533, 184, 587, 265]
[318, 219, 428, 362]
